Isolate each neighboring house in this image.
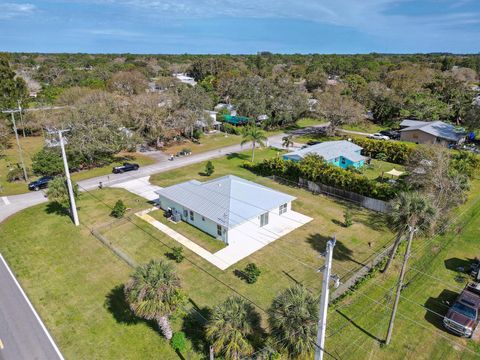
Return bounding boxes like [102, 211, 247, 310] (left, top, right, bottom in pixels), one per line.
[195, 110, 222, 132]
[283, 140, 366, 169]
[399, 119, 466, 146]
[173, 73, 197, 86]
[155, 175, 296, 244]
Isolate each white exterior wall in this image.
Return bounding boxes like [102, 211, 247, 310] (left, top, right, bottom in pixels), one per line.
[158, 195, 292, 246]
[158, 195, 227, 243]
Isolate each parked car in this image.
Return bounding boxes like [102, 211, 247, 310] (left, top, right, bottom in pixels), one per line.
[443, 283, 480, 337]
[368, 133, 390, 140]
[28, 176, 54, 191]
[379, 130, 400, 140]
[112, 163, 139, 174]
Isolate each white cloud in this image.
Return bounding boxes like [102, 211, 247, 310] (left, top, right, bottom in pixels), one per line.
[0, 2, 36, 19]
[86, 28, 143, 37]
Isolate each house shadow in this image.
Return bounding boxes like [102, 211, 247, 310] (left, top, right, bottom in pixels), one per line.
[335, 309, 384, 343]
[45, 202, 70, 217]
[424, 289, 458, 331]
[307, 233, 365, 267]
[104, 284, 159, 332]
[444, 258, 475, 273]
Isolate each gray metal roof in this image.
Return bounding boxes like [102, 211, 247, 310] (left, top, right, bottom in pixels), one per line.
[283, 140, 366, 162]
[400, 120, 465, 142]
[399, 119, 430, 128]
[155, 175, 295, 229]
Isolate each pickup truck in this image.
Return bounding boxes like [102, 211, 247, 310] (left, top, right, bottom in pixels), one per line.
[112, 163, 139, 174]
[443, 283, 480, 337]
[28, 176, 54, 191]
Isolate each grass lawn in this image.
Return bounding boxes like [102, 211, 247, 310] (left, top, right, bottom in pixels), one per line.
[0, 135, 155, 196]
[163, 132, 241, 156]
[149, 209, 226, 253]
[326, 178, 480, 359]
[362, 160, 406, 181]
[295, 117, 326, 128]
[342, 121, 389, 134]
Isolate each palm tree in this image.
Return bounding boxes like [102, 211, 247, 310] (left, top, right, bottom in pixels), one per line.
[268, 285, 318, 358]
[124, 259, 185, 340]
[241, 126, 267, 162]
[205, 296, 260, 360]
[282, 135, 294, 149]
[385, 192, 436, 345]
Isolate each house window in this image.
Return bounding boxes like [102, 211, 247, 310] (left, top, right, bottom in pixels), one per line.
[202, 216, 205, 221]
[260, 212, 269, 227]
[217, 224, 222, 236]
[279, 203, 287, 215]
[189, 210, 194, 221]
[341, 157, 346, 164]
[183, 209, 188, 218]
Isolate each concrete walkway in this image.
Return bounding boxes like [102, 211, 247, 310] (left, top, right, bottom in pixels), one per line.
[135, 210, 232, 270]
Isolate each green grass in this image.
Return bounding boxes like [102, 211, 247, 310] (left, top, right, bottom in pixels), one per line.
[342, 122, 388, 134]
[361, 160, 406, 181]
[295, 117, 326, 128]
[164, 132, 242, 156]
[326, 178, 480, 359]
[0, 135, 155, 196]
[149, 209, 226, 253]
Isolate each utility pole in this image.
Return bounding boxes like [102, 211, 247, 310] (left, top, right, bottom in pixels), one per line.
[48, 129, 79, 226]
[315, 236, 339, 360]
[17, 100, 26, 138]
[1, 108, 28, 181]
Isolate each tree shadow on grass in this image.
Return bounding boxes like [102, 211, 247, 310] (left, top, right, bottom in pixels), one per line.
[424, 289, 458, 332]
[104, 284, 159, 332]
[45, 201, 70, 217]
[182, 300, 211, 354]
[307, 233, 366, 267]
[226, 152, 249, 161]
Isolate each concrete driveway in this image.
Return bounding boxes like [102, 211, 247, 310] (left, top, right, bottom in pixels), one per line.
[110, 176, 162, 202]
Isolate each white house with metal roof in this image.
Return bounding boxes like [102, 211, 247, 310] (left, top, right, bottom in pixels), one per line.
[155, 175, 297, 244]
[282, 140, 366, 169]
[399, 119, 466, 146]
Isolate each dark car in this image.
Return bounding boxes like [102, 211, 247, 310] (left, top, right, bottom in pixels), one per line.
[380, 130, 400, 140]
[28, 176, 54, 191]
[112, 162, 139, 174]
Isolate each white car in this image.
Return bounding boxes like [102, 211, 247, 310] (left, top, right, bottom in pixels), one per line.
[368, 133, 390, 140]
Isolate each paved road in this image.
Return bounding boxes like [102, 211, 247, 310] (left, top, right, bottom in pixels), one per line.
[0, 132, 301, 223]
[0, 254, 63, 360]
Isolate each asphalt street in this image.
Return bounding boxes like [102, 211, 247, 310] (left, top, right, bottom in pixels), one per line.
[0, 254, 63, 360]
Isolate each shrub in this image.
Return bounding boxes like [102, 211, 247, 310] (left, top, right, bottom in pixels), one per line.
[222, 123, 241, 135]
[244, 263, 261, 284]
[171, 247, 185, 263]
[111, 200, 126, 218]
[352, 138, 414, 164]
[7, 164, 30, 182]
[375, 152, 388, 161]
[32, 148, 64, 176]
[171, 331, 187, 352]
[192, 129, 203, 140]
[204, 161, 215, 176]
[344, 208, 353, 227]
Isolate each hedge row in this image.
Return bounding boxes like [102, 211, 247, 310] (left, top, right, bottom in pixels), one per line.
[244, 154, 396, 201]
[352, 138, 414, 165]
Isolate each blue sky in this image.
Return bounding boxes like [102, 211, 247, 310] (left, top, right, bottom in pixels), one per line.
[0, 0, 479, 54]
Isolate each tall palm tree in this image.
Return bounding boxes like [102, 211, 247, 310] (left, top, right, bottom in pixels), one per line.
[282, 135, 294, 149]
[241, 126, 267, 162]
[268, 285, 318, 358]
[205, 296, 260, 360]
[385, 192, 436, 345]
[124, 259, 185, 340]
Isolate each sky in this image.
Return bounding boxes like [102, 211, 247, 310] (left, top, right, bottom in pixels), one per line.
[0, 0, 479, 54]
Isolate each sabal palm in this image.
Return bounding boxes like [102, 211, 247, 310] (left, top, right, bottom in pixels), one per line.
[385, 191, 436, 345]
[268, 285, 318, 358]
[383, 191, 436, 273]
[241, 126, 267, 162]
[124, 259, 185, 340]
[282, 135, 294, 149]
[205, 296, 259, 360]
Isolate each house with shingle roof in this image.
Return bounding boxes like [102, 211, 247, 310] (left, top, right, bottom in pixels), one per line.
[155, 175, 296, 244]
[282, 140, 366, 169]
[399, 119, 466, 147]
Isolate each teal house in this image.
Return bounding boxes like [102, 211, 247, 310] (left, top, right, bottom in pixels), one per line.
[283, 140, 366, 169]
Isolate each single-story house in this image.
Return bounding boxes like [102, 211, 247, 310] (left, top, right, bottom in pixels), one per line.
[399, 119, 466, 147]
[282, 140, 366, 169]
[155, 175, 296, 245]
[195, 110, 221, 132]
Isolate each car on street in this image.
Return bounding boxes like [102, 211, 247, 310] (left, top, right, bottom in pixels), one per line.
[379, 130, 400, 140]
[443, 283, 480, 337]
[368, 133, 390, 140]
[112, 162, 140, 174]
[28, 176, 54, 191]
